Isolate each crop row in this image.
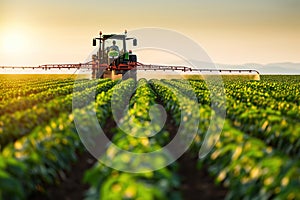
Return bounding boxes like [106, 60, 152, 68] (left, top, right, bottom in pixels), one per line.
[158, 80, 300, 199]
[188, 80, 300, 158]
[0, 75, 76, 95]
[225, 81, 300, 119]
[84, 79, 181, 200]
[238, 80, 300, 105]
[199, 119, 300, 200]
[0, 79, 104, 115]
[1, 77, 299, 200]
[0, 79, 116, 150]
[0, 113, 79, 199]
[0, 78, 121, 199]
[0, 79, 76, 101]
[225, 97, 300, 158]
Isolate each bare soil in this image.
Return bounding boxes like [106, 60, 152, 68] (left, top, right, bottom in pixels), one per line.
[163, 107, 227, 200]
[178, 153, 227, 200]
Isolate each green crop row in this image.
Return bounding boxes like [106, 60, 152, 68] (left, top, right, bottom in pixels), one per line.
[198, 120, 300, 200]
[84, 79, 181, 200]
[1, 76, 299, 200]
[0, 79, 116, 150]
[0, 113, 79, 199]
[164, 79, 300, 199]
[0, 79, 119, 199]
[0, 79, 103, 115]
[239, 79, 300, 104]
[0, 79, 76, 102]
[0, 75, 76, 96]
[225, 97, 300, 158]
[188, 80, 300, 158]
[225, 81, 300, 119]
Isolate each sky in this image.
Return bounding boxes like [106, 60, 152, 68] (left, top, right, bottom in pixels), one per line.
[0, 0, 299, 67]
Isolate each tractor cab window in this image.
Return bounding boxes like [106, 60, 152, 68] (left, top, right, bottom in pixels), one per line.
[106, 40, 122, 58]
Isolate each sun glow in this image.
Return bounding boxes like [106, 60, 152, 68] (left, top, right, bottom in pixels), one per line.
[1, 30, 28, 54]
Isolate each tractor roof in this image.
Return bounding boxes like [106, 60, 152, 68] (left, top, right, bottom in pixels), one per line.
[102, 34, 126, 40]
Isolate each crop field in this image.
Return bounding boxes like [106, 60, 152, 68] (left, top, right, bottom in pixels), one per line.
[0, 74, 299, 200]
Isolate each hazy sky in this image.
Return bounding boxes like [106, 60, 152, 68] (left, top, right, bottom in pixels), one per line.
[0, 0, 299, 66]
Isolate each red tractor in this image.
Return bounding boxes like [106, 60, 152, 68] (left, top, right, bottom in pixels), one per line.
[92, 30, 138, 79]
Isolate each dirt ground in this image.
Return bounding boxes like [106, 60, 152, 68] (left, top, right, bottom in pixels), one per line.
[178, 153, 227, 200]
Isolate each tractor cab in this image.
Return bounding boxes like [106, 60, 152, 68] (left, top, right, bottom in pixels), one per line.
[106, 40, 120, 62]
[92, 31, 137, 78]
[92, 31, 138, 79]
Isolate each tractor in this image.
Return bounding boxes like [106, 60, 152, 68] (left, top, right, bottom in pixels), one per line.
[0, 30, 260, 81]
[91, 30, 138, 79]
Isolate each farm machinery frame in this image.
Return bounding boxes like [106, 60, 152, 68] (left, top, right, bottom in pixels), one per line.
[0, 30, 260, 80]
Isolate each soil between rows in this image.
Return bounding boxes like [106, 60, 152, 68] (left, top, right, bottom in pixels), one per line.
[177, 153, 227, 200]
[164, 109, 227, 200]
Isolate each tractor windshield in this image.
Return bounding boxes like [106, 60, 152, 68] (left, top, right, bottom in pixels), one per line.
[105, 39, 124, 58]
